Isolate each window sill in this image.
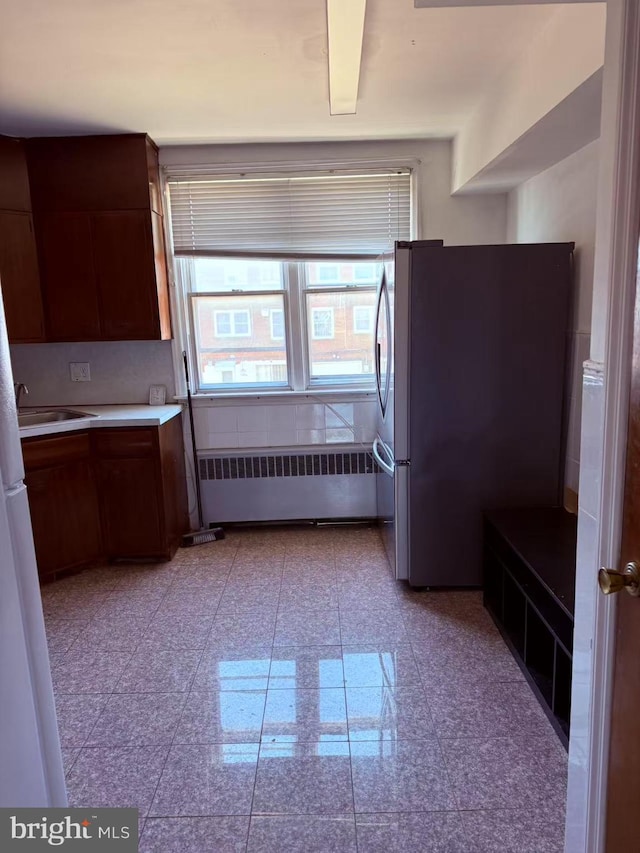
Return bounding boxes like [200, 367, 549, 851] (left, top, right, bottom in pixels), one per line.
[174, 389, 377, 406]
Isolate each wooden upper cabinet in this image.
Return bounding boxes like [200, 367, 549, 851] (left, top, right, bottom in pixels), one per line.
[26, 133, 171, 342]
[26, 134, 159, 212]
[37, 212, 102, 341]
[0, 211, 46, 343]
[92, 211, 159, 340]
[0, 136, 45, 343]
[146, 137, 163, 215]
[0, 135, 32, 211]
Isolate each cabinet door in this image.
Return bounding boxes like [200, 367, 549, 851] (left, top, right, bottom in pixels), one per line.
[91, 211, 160, 340]
[26, 460, 102, 578]
[38, 212, 101, 341]
[0, 136, 31, 211]
[26, 135, 152, 211]
[158, 416, 188, 553]
[0, 211, 45, 343]
[96, 457, 164, 558]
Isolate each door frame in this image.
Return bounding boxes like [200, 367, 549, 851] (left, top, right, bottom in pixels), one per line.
[566, 1, 640, 851]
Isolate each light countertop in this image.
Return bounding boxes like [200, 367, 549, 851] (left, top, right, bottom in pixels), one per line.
[19, 404, 183, 439]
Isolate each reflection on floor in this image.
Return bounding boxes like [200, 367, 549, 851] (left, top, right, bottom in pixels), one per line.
[41, 525, 567, 852]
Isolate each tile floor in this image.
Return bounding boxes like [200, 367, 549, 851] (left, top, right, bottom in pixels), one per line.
[41, 525, 567, 852]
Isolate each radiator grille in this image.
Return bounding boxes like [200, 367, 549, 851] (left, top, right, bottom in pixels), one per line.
[199, 451, 378, 481]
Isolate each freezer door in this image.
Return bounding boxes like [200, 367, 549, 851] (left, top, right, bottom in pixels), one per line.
[373, 436, 395, 576]
[373, 437, 408, 581]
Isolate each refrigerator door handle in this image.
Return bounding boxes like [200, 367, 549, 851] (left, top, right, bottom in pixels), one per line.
[374, 270, 391, 419]
[373, 436, 394, 477]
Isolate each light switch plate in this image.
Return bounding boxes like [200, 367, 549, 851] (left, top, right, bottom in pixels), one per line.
[69, 362, 90, 382]
[149, 384, 167, 406]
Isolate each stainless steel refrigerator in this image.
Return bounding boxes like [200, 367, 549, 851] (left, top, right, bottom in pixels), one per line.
[372, 241, 573, 587]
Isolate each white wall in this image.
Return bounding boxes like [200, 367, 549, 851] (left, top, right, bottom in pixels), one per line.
[507, 139, 599, 494]
[161, 138, 508, 453]
[160, 139, 508, 247]
[454, 4, 605, 192]
[189, 397, 377, 452]
[9, 340, 176, 407]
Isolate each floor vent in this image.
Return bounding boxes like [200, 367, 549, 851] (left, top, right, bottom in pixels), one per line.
[198, 450, 379, 523]
[199, 451, 378, 481]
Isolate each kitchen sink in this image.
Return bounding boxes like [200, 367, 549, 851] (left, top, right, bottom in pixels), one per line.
[18, 409, 95, 427]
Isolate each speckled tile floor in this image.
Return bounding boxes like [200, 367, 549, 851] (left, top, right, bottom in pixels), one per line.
[42, 526, 567, 852]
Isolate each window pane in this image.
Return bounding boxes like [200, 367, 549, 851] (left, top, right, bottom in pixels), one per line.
[215, 312, 232, 336]
[306, 290, 377, 381]
[353, 305, 374, 334]
[312, 308, 334, 340]
[306, 261, 381, 288]
[190, 258, 284, 292]
[193, 293, 288, 387]
[270, 309, 285, 340]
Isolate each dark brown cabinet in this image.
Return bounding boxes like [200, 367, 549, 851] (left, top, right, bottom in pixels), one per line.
[26, 135, 162, 212]
[22, 432, 102, 580]
[92, 419, 188, 561]
[26, 133, 171, 342]
[22, 418, 188, 578]
[0, 136, 45, 343]
[95, 457, 164, 558]
[38, 212, 101, 341]
[92, 211, 164, 340]
[0, 211, 45, 342]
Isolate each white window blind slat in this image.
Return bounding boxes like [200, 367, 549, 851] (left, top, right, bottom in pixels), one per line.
[166, 170, 411, 256]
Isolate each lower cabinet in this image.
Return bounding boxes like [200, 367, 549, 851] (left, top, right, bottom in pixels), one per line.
[22, 432, 102, 580]
[92, 419, 187, 560]
[22, 417, 188, 579]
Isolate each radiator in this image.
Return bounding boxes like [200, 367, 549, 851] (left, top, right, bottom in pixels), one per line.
[198, 450, 378, 523]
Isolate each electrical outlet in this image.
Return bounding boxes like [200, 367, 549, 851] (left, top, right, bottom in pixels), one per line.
[149, 384, 166, 405]
[69, 362, 91, 382]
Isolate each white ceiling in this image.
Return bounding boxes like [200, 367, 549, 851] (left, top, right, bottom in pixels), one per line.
[0, 0, 594, 145]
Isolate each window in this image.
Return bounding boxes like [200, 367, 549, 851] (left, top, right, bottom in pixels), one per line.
[167, 167, 411, 392]
[354, 264, 378, 284]
[187, 261, 288, 388]
[311, 307, 335, 339]
[317, 264, 340, 284]
[270, 308, 285, 340]
[214, 310, 251, 338]
[353, 305, 374, 334]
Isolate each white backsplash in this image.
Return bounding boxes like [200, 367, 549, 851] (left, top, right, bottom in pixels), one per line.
[9, 340, 176, 406]
[192, 399, 377, 451]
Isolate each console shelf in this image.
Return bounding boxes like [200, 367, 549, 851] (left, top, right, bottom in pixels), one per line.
[483, 507, 577, 748]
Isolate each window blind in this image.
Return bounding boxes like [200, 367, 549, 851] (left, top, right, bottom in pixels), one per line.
[166, 169, 411, 257]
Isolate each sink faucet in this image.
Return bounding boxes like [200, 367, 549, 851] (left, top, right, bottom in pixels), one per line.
[14, 382, 28, 410]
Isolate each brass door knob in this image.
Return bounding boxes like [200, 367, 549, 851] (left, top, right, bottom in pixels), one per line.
[598, 562, 640, 597]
